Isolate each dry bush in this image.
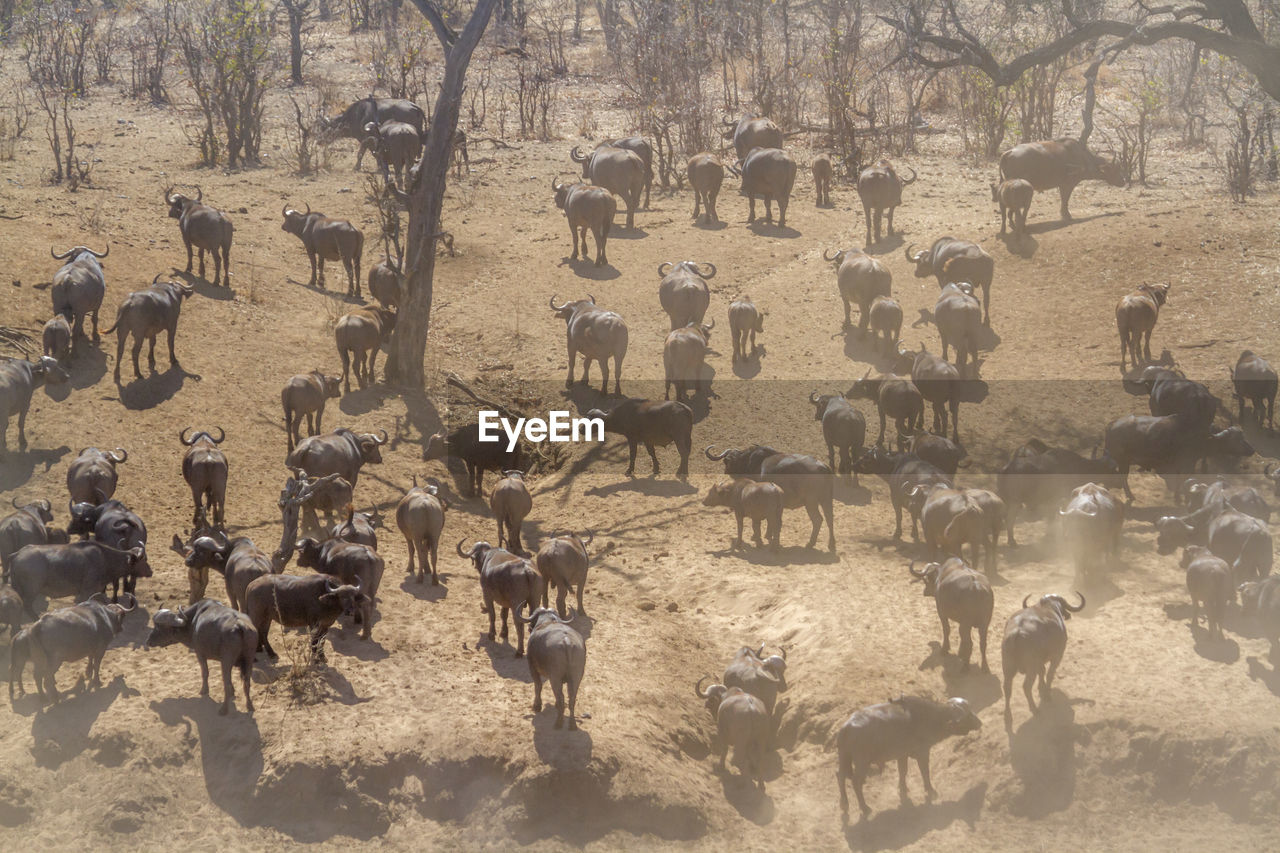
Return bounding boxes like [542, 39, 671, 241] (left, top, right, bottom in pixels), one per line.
[0, 84, 30, 162]
[466, 52, 494, 131]
[953, 69, 1013, 159]
[285, 91, 329, 175]
[1011, 57, 1066, 142]
[91, 8, 119, 85]
[33, 85, 95, 189]
[365, 174, 403, 269]
[514, 56, 558, 141]
[127, 0, 177, 103]
[370, 16, 435, 102]
[176, 0, 276, 167]
[22, 1, 96, 97]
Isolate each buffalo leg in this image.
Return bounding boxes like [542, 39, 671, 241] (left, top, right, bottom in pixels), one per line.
[748, 197, 756, 223]
[514, 617, 525, 657]
[692, 192, 701, 220]
[873, 209, 883, 243]
[598, 357, 609, 395]
[566, 676, 579, 730]
[734, 511, 745, 548]
[197, 654, 210, 697]
[896, 757, 910, 802]
[499, 606, 510, 640]
[959, 625, 974, 670]
[405, 534, 417, 579]
[564, 344, 578, 388]
[304, 412, 315, 437]
[940, 614, 952, 654]
[887, 206, 895, 236]
[185, 241, 194, 273]
[147, 333, 159, 371]
[550, 679, 566, 728]
[569, 223, 580, 260]
[1023, 669, 1040, 713]
[750, 517, 764, 547]
[978, 625, 989, 672]
[643, 441, 660, 476]
[1059, 183, 1075, 221]
[530, 663, 543, 712]
[804, 503, 823, 550]
[129, 335, 144, 379]
[340, 348, 352, 392]
[368, 346, 379, 387]
[863, 207, 872, 247]
[485, 599, 496, 640]
[1142, 329, 1153, 364]
[166, 324, 178, 369]
[198, 247, 207, 279]
[624, 439, 638, 477]
[917, 751, 936, 800]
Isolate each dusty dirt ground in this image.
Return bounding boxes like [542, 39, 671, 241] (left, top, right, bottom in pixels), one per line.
[2, 14, 1280, 852]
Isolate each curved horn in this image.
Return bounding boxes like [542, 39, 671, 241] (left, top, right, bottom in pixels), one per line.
[579, 530, 594, 546]
[456, 538, 471, 558]
[164, 185, 176, 204]
[900, 165, 918, 185]
[695, 675, 713, 698]
[374, 428, 389, 445]
[904, 243, 919, 262]
[704, 444, 731, 460]
[777, 645, 787, 661]
[1065, 592, 1086, 612]
[282, 204, 290, 218]
[587, 293, 595, 304]
[109, 447, 128, 463]
[117, 592, 138, 612]
[908, 560, 927, 578]
[809, 390, 821, 405]
[10, 495, 22, 509]
[194, 187, 202, 202]
[1023, 593, 1033, 608]
[51, 245, 73, 260]
[551, 175, 563, 192]
[704, 318, 715, 331]
[658, 262, 672, 277]
[303, 203, 311, 215]
[325, 577, 339, 592]
[1266, 462, 1280, 479]
[557, 607, 577, 624]
[549, 294, 569, 311]
[755, 643, 765, 658]
[569, 145, 587, 162]
[699, 262, 717, 279]
[179, 427, 196, 446]
[822, 248, 841, 262]
[514, 602, 534, 624]
[90, 245, 108, 258]
[209, 528, 230, 550]
[210, 427, 225, 444]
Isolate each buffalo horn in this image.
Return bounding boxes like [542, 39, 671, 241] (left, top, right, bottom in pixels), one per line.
[704, 445, 731, 461]
[900, 165, 918, 185]
[1065, 592, 1086, 612]
[908, 560, 927, 578]
[179, 427, 196, 446]
[109, 447, 128, 463]
[695, 675, 713, 698]
[809, 390, 821, 405]
[456, 538, 470, 558]
[699, 262, 717, 279]
[822, 248, 841, 262]
[658, 262, 672, 277]
[1022, 593, 1033, 608]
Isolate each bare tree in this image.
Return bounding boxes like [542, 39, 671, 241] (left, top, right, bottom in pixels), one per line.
[880, 0, 1280, 107]
[176, 0, 276, 167]
[281, 0, 313, 85]
[386, 0, 501, 387]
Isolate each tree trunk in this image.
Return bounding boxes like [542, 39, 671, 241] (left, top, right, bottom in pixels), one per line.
[388, 0, 500, 388]
[289, 10, 304, 84]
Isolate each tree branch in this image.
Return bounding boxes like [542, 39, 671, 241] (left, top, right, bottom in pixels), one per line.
[406, 0, 459, 50]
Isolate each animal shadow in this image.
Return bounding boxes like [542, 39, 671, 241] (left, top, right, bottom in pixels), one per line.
[66, 345, 107, 389]
[1000, 232, 1039, 259]
[1005, 695, 1087, 816]
[0, 445, 70, 492]
[746, 222, 799, 239]
[174, 270, 235, 301]
[399, 574, 449, 601]
[118, 364, 198, 410]
[732, 348, 765, 379]
[843, 782, 986, 851]
[29, 675, 139, 768]
[478, 630, 535, 682]
[559, 257, 620, 280]
[1246, 655, 1280, 697]
[864, 232, 905, 255]
[530, 708, 594, 768]
[693, 219, 728, 232]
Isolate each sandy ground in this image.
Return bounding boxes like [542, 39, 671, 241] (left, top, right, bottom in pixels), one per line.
[2, 13, 1280, 852]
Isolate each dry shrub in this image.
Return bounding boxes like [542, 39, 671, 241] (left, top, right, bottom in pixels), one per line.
[126, 0, 178, 104]
[0, 84, 30, 162]
[953, 69, 1013, 159]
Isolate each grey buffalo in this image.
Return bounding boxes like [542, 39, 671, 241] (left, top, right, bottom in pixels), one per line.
[180, 427, 228, 527]
[50, 244, 108, 342]
[244, 573, 368, 661]
[66, 447, 127, 504]
[0, 356, 70, 455]
[67, 498, 150, 599]
[103, 275, 195, 383]
[657, 260, 715, 331]
[517, 604, 586, 729]
[458, 540, 543, 657]
[170, 528, 278, 610]
[721, 115, 784, 161]
[738, 147, 797, 228]
[910, 558, 994, 671]
[553, 179, 616, 266]
[281, 205, 365, 297]
[9, 540, 147, 617]
[0, 498, 56, 577]
[9, 592, 136, 703]
[535, 532, 591, 617]
[694, 680, 771, 790]
[282, 370, 342, 451]
[148, 599, 257, 715]
[836, 695, 980, 818]
[286, 427, 388, 491]
[706, 444, 836, 551]
[687, 153, 725, 223]
[322, 96, 425, 170]
[998, 137, 1125, 222]
[1002, 592, 1086, 720]
[164, 187, 233, 286]
[570, 144, 645, 230]
[397, 478, 449, 585]
[824, 248, 891, 334]
[550, 294, 628, 396]
[855, 159, 917, 245]
[906, 238, 995, 327]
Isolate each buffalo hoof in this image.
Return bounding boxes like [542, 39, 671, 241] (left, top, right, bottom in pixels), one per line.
[532, 700, 542, 712]
[514, 651, 524, 659]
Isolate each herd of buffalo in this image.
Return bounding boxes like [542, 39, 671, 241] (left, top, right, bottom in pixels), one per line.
[3, 97, 1280, 822]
